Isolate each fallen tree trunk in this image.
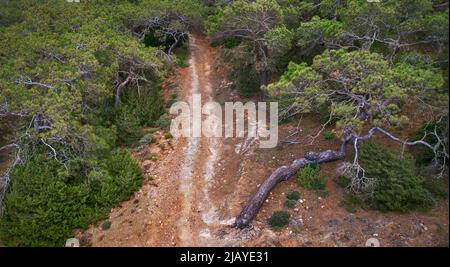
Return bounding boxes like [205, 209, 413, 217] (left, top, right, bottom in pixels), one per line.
[235, 141, 348, 229]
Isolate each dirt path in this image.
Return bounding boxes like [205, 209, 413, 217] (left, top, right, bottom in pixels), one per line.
[175, 34, 230, 246]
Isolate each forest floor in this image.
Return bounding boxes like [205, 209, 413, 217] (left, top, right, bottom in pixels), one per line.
[81, 34, 449, 247]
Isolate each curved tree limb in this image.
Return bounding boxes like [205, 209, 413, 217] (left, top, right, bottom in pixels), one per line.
[115, 75, 133, 107]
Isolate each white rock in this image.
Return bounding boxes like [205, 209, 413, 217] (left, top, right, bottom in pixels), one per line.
[220, 217, 236, 226]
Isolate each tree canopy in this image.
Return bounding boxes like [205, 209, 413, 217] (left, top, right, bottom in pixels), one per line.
[267, 49, 446, 130]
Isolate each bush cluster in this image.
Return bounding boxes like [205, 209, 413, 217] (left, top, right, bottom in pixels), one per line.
[268, 211, 290, 230]
[358, 142, 435, 212]
[411, 116, 449, 167]
[115, 86, 165, 146]
[334, 175, 350, 188]
[284, 191, 300, 208]
[296, 164, 326, 190]
[323, 130, 335, 140]
[286, 191, 300, 201]
[0, 150, 142, 246]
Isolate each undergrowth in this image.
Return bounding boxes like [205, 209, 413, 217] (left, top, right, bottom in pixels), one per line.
[296, 163, 326, 190]
[0, 150, 142, 246]
[268, 211, 290, 230]
[354, 142, 437, 212]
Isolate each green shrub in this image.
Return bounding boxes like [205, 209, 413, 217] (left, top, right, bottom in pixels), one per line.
[0, 2, 23, 26]
[115, 108, 143, 146]
[423, 177, 448, 200]
[120, 86, 165, 127]
[358, 142, 435, 212]
[323, 130, 335, 140]
[334, 175, 350, 188]
[296, 164, 326, 190]
[268, 211, 290, 229]
[93, 49, 113, 66]
[154, 113, 171, 130]
[0, 157, 97, 246]
[174, 45, 189, 68]
[235, 67, 260, 98]
[0, 150, 142, 246]
[319, 104, 332, 125]
[114, 85, 165, 147]
[317, 190, 330, 198]
[411, 116, 449, 166]
[164, 132, 173, 139]
[95, 150, 143, 207]
[139, 133, 154, 146]
[285, 199, 297, 209]
[341, 194, 361, 213]
[286, 191, 300, 201]
[143, 32, 163, 47]
[101, 221, 112, 230]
